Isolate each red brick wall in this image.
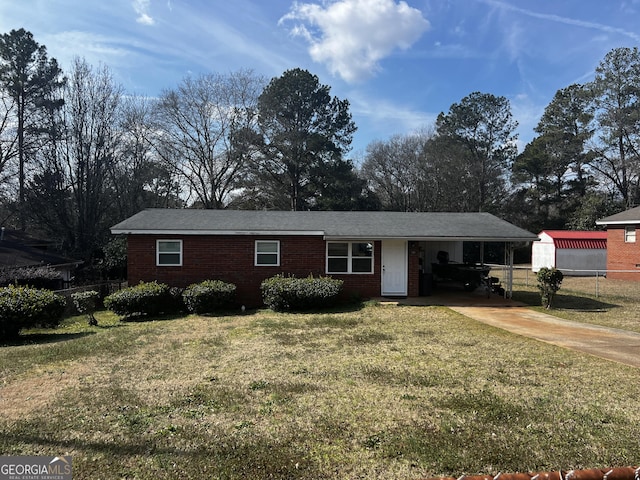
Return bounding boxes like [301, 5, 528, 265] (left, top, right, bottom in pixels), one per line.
[127, 235, 384, 306]
[408, 241, 420, 297]
[606, 226, 640, 280]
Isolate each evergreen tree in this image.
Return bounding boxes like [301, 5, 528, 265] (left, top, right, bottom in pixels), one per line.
[435, 92, 518, 212]
[589, 47, 640, 207]
[0, 28, 64, 227]
[250, 68, 356, 211]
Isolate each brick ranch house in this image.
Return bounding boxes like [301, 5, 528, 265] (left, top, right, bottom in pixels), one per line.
[111, 209, 538, 306]
[597, 205, 640, 280]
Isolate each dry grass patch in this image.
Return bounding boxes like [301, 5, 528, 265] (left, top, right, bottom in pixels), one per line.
[1, 305, 639, 479]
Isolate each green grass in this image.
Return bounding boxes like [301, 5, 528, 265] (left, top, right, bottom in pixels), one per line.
[1, 304, 640, 479]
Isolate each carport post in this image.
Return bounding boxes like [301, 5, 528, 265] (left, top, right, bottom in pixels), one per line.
[508, 243, 514, 298]
[505, 242, 514, 298]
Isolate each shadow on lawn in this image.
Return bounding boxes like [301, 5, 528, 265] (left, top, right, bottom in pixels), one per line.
[1, 431, 323, 479]
[1, 331, 96, 348]
[512, 290, 618, 311]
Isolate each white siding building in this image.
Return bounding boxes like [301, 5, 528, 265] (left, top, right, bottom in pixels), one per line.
[532, 230, 607, 276]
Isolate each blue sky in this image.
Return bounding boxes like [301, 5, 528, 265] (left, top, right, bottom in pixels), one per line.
[1, 0, 639, 157]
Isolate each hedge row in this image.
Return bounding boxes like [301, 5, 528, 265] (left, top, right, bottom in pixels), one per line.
[0, 285, 66, 340]
[103, 279, 237, 318]
[102, 275, 344, 317]
[0, 266, 63, 290]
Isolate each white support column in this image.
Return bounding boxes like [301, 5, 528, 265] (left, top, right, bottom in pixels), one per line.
[505, 242, 514, 298]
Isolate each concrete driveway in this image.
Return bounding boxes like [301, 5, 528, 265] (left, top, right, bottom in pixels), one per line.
[449, 304, 640, 368]
[384, 287, 640, 369]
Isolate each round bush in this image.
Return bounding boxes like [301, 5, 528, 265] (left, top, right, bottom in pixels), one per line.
[261, 274, 343, 312]
[182, 280, 236, 314]
[104, 281, 176, 318]
[0, 285, 67, 340]
[71, 290, 100, 325]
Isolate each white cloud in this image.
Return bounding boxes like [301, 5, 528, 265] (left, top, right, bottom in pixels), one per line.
[280, 0, 430, 83]
[133, 0, 155, 25]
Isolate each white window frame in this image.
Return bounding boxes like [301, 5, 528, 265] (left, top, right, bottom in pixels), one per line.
[326, 241, 374, 274]
[625, 226, 636, 243]
[255, 240, 280, 266]
[156, 239, 182, 266]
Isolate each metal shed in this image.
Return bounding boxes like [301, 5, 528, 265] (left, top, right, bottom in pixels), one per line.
[531, 230, 607, 276]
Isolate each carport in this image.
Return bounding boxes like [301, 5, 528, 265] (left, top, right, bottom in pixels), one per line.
[382, 213, 538, 299]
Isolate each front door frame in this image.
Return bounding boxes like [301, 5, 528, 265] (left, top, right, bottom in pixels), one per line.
[381, 239, 408, 296]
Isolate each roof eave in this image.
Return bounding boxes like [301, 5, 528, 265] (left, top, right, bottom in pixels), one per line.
[112, 229, 538, 242]
[111, 229, 327, 236]
[596, 220, 640, 226]
[296, 235, 537, 242]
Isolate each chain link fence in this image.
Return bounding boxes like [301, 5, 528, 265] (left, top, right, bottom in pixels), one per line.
[488, 265, 640, 300]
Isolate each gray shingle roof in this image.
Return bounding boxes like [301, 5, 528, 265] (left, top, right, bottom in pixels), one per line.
[111, 209, 537, 241]
[596, 205, 640, 225]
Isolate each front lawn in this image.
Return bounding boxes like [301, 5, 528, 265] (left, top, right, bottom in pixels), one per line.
[1, 304, 639, 479]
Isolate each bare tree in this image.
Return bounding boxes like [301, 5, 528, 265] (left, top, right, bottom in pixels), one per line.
[155, 70, 265, 208]
[361, 133, 430, 212]
[28, 58, 122, 259]
[361, 129, 475, 212]
[0, 90, 17, 193]
[108, 95, 182, 218]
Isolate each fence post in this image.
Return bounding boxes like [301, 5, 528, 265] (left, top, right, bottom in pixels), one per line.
[595, 271, 599, 298]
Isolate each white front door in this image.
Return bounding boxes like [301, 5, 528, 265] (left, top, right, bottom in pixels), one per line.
[381, 240, 408, 296]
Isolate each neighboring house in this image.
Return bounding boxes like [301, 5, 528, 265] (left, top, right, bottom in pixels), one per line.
[531, 230, 607, 276]
[0, 228, 83, 287]
[596, 205, 640, 280]
[111, 209, 538, 306]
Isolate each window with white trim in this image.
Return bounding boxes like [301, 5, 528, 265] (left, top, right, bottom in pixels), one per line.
[255, 240, 280, 266]
[326, 242, 373, 274]
[625, 226, 636, 243]
[157, 239, 182, 266]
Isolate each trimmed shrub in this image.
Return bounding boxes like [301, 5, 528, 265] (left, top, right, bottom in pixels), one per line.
[182, 280, 236, 314]
[537, 267, 564, 309]
[104, 281, 177, 319]
[261, 274, 343, 312]
[0, 266, 63, 289]
[71, 290, 100, 326]
[0, 285, 67, 340]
